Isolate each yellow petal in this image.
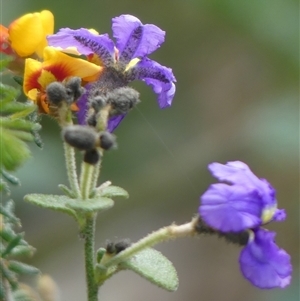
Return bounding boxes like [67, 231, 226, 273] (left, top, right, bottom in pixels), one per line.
[9, 13, 43, 57]
[35, 10, 54, 58]
[125, 57, 140, 72]
[23, 58, 42, 95]
[27, 89, 38, 101]
[38, 69, 57, 90]
[42, 47, 102, 82]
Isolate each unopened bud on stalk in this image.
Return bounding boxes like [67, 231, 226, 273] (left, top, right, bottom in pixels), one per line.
[46, 82, 68, 105]
[65, 77, 85, 103]
[99, 132, 117, 150]
[107, 87, 140, 116]
[83, 149, 101, 165]
[62, 126, 98, 150]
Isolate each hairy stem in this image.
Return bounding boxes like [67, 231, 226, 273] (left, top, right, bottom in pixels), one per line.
[83, 215, 98, 301]
[102, 218, 198, 268]
[63, 142, 81, 198]
[80, 162, 94, 200]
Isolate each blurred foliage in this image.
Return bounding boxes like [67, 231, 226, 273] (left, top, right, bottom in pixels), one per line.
[0, 200, 38, 299]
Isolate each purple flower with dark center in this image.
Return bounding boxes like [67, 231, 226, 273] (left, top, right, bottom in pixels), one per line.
[47, 15, 176, 131]
[239, 228, 292, 289]
[199, 161, 285, 232]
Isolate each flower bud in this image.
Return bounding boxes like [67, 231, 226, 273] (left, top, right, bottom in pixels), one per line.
[83, 149, 100, 165]
[65, 77, 85, 103]
[90, 95, 107, 112]
[46, 82, 68, 105]
[99, 132, 117, 150]
[62, 126, 98, 150]
[106, 239, 131, 254]
[107, 87, 140, 116]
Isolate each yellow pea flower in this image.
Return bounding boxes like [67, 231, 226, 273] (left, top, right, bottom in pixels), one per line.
[0, 10, 54, 58]
[23, 46, 103, 114]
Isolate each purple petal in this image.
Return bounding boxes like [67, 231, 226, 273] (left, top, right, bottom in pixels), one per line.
[199, 183, 262, 232]
[272, 209, 286, 222]
[112, 15, 165, 62]
[48, 28, 115, 65]
[107, 115, 126, 132]
[48, 28, 95, 55]
[76, 87, 90, 125]
[239, 229, 292, 289]
[208, 161, 261, 186]
[133, 58, 176, 108]
[208, 161, 277, 209]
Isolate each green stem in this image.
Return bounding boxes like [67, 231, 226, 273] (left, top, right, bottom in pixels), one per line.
[103, 218, 198, 268]
[91, 158, 102, 192]
[63, 142, 81, 198]
[83, 215, 98, 301]
[80, 162, 94, 200]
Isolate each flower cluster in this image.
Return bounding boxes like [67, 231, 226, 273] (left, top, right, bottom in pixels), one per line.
[47, 14, 176, 131]
[1, 12, 175, 131]
[198, 161, 292, 289]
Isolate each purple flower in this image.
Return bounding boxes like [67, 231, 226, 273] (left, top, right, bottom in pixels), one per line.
[199, 161, 285, 232]
[198, 161, 292, 289]
[48, 15, 176, 131]
[239, 228, 292, 289]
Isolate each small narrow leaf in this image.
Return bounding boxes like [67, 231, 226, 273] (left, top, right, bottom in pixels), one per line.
[0, 57, 12, 71]
[8, 261, 40, 275]
[0, 204, 19, 222]
[100, 186, 129, 199]
[1, 234, 23, 257]
[120, 248, 179, 292]
[0, 128, 31, 170]
[9, 245, 35, 257]
[1, 169, 21, 186]
[58, 184, 75, 198]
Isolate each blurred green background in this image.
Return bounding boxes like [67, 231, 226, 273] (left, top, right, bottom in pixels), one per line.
[2, 0, 299, 300]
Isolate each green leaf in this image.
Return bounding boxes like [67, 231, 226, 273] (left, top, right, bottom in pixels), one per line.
[9, 245, 35, 258]
[8, 261, 39, 275]
[67, 198, 114, 213]
[0, 57, 13, 71]
[12, 289, 36, 301]
[0, 278, 5, 300]
[120, 248, 178, 292]
[100, 185, 129, 199]
[12, 76, 24, 86]
[24, 194, 77, 219]
[58, 184, 75, 198]
[0, 118, 40, 132]
[0, 127, 31, 170]
[0, 179, 10, 194]
[24, 194, 115, 217]
[1, 234, 23, 257]
[0, 203, 19, 222]
[1, 169, 21, 186]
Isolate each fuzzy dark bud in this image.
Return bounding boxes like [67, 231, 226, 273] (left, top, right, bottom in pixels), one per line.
[83, 149, 100, 165]
[90, 95, 107, 112]
[65, 77, 85, 103]
[62, 125, 98, 150]
[99, 132, 117, 150]
[46, 82, 68, 105]
[87, 114, 97, 127]
[195, 216, 249, 246]
[107, 87, 140, 116]
[106, 239, 131, 254]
